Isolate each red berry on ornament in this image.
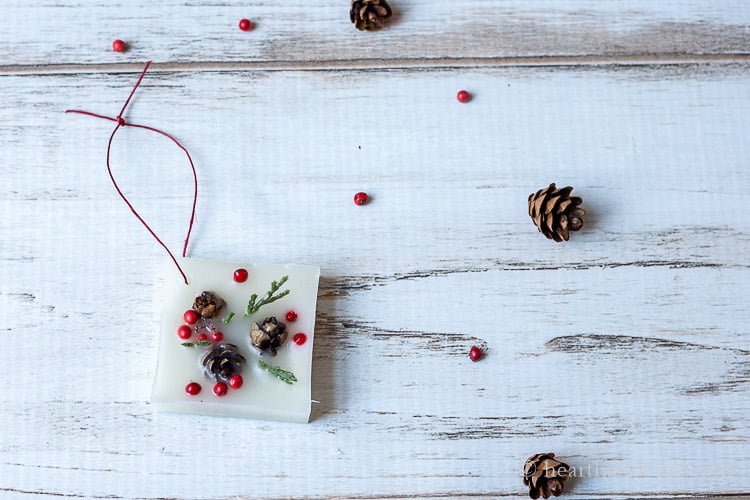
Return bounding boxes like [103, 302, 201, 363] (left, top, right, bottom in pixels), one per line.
[177, 325, 192, 339]
[197, 333, 208, 341]
[233, 268, 249, 283]
[229, 374, 244, 389]
[354, 192, 368, 206]
[238, 19, 253, 31]
[210, 331, 223, 342]
[293, 333, 307, 345]
[457, 90, 471, 103]
[469, 346, 482, 362]
[185, 382, 201, 395]
[213, 382, 228, 397]
[286, 310, 298, 322]
[183, 309, 198, 325]
[112, 40, 126, 52]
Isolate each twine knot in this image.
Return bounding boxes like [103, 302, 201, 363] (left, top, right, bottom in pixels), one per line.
[63, 61, 197, 285]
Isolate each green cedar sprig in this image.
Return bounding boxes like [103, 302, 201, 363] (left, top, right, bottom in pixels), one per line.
[222, 312, 235, 324]
[181, 341, 212, 348]
[245, 276, 290, 316]
[258, 360, 297, 385]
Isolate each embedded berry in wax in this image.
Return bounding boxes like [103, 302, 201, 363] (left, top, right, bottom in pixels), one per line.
[233, 268, 249, 283]
[229, 374, 244, 389]
[185, 382, 201, 395]
[177, 325, 192, 339]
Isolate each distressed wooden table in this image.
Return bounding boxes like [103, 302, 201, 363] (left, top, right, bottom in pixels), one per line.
[1, 1, 749, 499]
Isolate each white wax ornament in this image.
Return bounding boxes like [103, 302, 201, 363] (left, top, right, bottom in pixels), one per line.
[151, 258, 320, 422]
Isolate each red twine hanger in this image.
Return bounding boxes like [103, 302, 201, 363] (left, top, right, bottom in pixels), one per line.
[66, 61, 197, 284]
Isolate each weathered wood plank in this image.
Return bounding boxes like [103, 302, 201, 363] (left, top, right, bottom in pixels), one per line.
[1, 0, 750, 68]
[1, 65, 749, 498]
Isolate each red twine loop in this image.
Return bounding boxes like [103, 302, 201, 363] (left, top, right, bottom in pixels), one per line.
[65, 61, 197, 285]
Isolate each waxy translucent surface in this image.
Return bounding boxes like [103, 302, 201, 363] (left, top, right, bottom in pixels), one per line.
[152, 258, 320, 422]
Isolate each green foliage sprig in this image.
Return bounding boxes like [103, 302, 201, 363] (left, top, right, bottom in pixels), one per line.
[245, 276, 290, 316]
[181, 341, 212, 348]
[258, 360, 297, 385]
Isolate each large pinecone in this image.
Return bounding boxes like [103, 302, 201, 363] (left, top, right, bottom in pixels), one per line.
[202, 343, 246, 382]
[250, 316, 288, 356]
[523, 453, 570, 499]
[350, 0, 393, 31]
[528, 183, 585, 242]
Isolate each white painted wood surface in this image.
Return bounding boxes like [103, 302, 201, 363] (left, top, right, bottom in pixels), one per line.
[1, 1, 749, 499]
[3, 0, 750, 67]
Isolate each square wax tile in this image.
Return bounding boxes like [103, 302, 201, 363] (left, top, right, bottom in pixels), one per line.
[151, 258, 320, 422]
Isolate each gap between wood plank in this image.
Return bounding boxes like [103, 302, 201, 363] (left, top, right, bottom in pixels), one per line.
[2, 54, 750, 75]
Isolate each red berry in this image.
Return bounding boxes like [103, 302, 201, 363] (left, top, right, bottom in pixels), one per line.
[185, 382, 201, 395]
[293, 333, 307, 345]
[177, 325, 192, 339]
[457, 90, 471, 103]
[469, 346, 482, 362]
[286, 310, 298, 322]
[239, 19, 253, 31]
[229, 374, 244, 389]
[213, 382, 228, 397]
[183, 309, 198, 324]
[112, 39, 126, 52]
[211, 331, 224, 342]
[197, 333, 208, 341]
[233, 268, 249, 283]
[354, 192, 368, 206]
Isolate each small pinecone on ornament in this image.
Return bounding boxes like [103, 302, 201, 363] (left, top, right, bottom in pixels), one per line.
[528, 183, 586, 242]
[350, 0, 393, 31]
[202, 343, 246, 382]
[523, 453, 571, 499]
[193, 291, 224, 319]
[250, 316, 288, 355]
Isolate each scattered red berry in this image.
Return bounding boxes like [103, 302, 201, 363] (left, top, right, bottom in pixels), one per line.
[469, 346, 482, 362]
[210, 331, 224, 342]
[197, 333, 208, 341]
[228, 374, 244, 389]
[354, 192, 368, 206]
[112, 39, 126, 52]
[286, 310, 298, 322]
[185, 382, 201, 395]
[457, 90, 471, 103]
[293, 333, 307, 345]
[183, 309, 198, 325]
[213, 382, 228, 397]
[177, 325, 192, 339]
[233, 268, 249, 283]
[238, 19, 253, 31]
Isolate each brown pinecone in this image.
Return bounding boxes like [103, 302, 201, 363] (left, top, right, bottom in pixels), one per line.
[250, 316, 288, 356]
[350, 0, 393, 31]
[192, 291, 224, 319]
[523, 453, 570, 499]
[528, 183, 585, 242]
[202, 343, 246, 382]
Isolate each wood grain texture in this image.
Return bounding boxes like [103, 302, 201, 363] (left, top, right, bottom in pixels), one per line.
[1, 63, 749, 498]
[1, 0, 750, 68]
